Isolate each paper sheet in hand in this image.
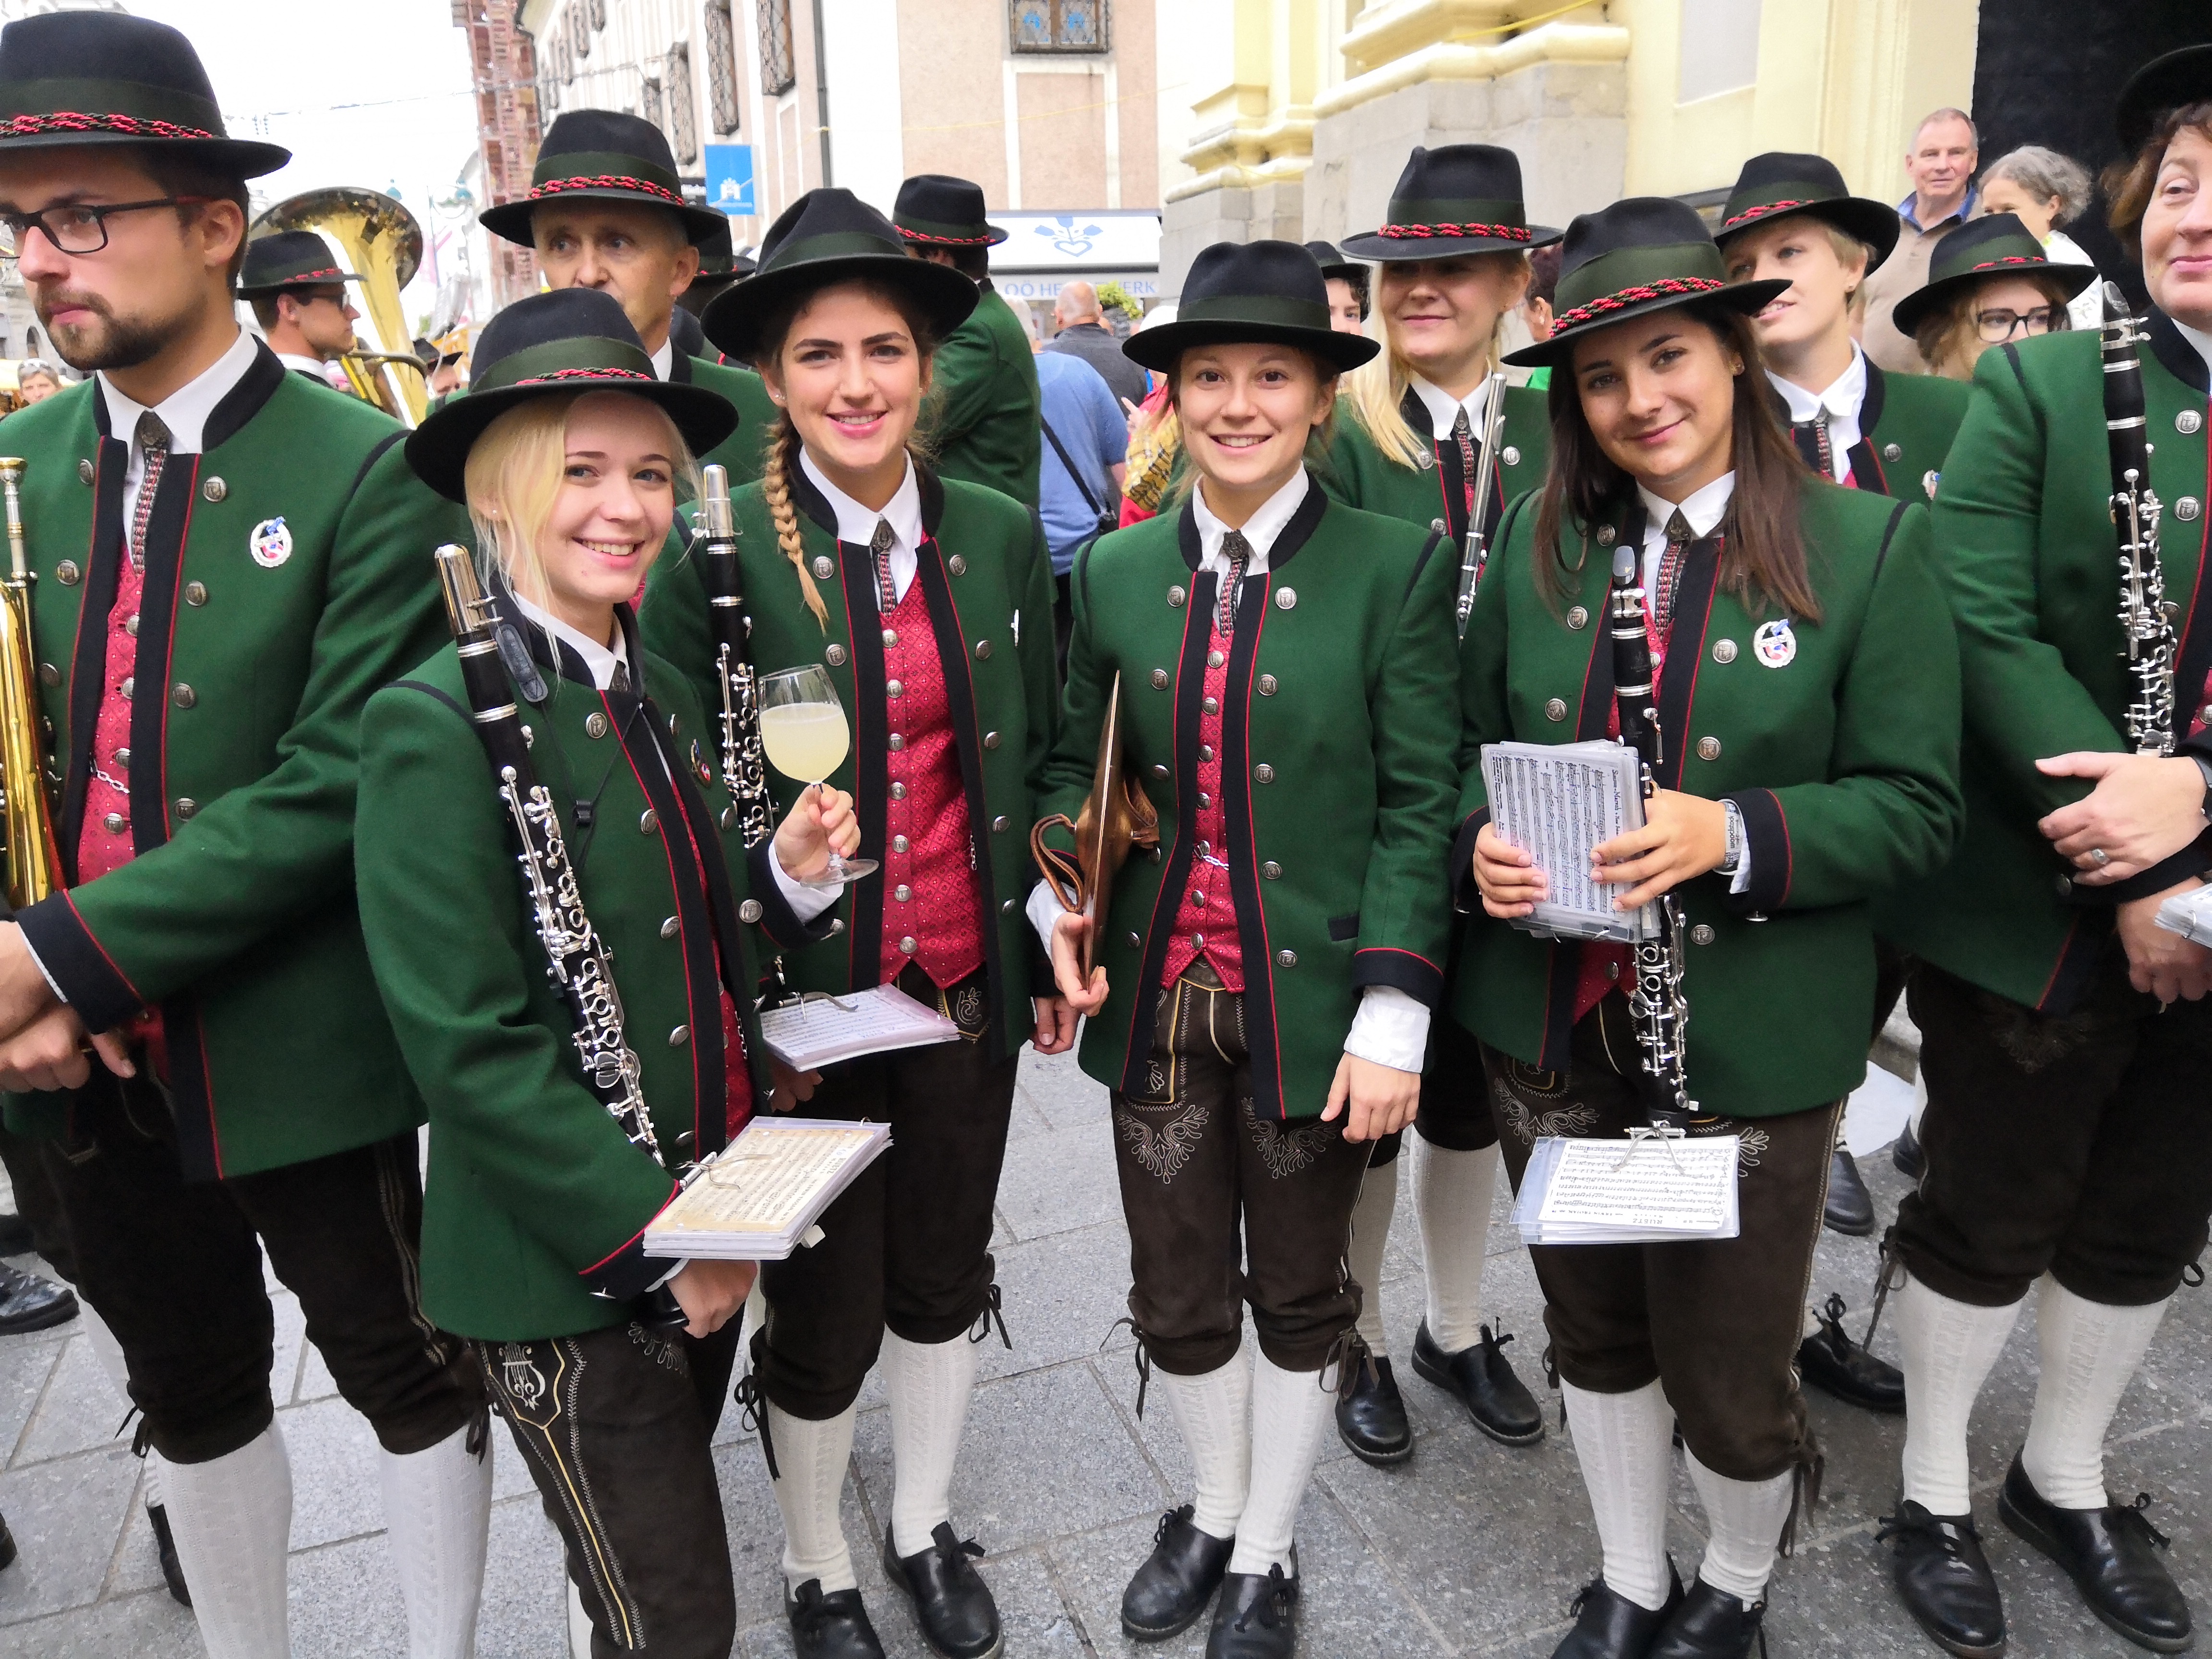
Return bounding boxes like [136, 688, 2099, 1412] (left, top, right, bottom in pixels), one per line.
[1512, 1135, 1741, 1244]
[2156, 882, 2212, 948]
[757, 985, 961, 1071]
[1481, 741, 1656, 942]
[644, 1118, 892, 1260]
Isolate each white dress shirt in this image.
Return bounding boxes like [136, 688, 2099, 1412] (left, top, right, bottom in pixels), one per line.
[1028, 465, 1431, 1073]
[99, 326, 262, 529]
[2176, 318, 2212, 382]
[1407, 373, 1497, 442]
[800, 450, 924, 605]
[650, 338, 675, 380]
[1765, 346, 1867, 483]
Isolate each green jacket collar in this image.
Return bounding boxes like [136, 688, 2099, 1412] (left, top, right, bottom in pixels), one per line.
[1173, 469, 1330, 574]
[787, 449, 949, 543]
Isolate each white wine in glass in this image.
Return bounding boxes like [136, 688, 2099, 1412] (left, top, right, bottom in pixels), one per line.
[757, 664, 877, 889]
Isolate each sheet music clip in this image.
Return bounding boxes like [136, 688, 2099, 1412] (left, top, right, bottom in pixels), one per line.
[1611, 1120, 1689, 1175]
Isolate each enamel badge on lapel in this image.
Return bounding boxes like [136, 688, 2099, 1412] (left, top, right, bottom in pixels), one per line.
[248, 517, 293, 569]
[1753, 617, 1797, 668]
[690, 739, 713, 785]
[1923, 470, 1940, 501]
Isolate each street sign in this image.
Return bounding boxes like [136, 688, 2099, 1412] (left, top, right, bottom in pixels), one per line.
[991, 211, 1160, 272]
[704, 144, 755, 217]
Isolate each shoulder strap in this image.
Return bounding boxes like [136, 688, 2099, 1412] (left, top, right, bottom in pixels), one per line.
[1039, 413, 1106, 517]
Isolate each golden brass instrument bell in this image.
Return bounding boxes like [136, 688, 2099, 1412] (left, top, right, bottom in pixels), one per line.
[250, 188, 430, 426]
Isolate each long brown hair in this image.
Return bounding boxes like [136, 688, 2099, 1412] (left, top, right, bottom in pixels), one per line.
[2104, 99, 2212, 260]
[1532, 302, 1818, 622]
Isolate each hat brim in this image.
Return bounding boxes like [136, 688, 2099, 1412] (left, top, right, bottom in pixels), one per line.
[1888, 259, 2100, 340]
[2117, 45, 2212, 150]
[404, 377, 741, 503]
[1337, 223, 1563, 262]
[1712, 197, 1902, 269]
[1121, 317, 1379, 375]
[699, 253, 981, 365]
[1503, 278, 1790, 368]
[481, 192, 731, 249]
[0, 130, 290, 179]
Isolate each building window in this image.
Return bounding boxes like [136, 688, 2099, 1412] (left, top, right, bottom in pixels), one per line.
[704, 0, 741, 133]
[568, 3, 589, 60]
[1010, 0, 1106, 52]
[758, 0, 796, 96]
[667, 44, 700, 163]
[589, 0, 607, 26]
[641, 74, 664, 134]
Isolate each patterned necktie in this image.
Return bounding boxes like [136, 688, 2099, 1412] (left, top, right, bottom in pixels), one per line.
[1452, 404, 1480, 531]
[1809, 409, 1838, 482]
[610, 659, 631, 696]
[1655, 510, 1692, 641]
[130, 410, 170, 570]
[869, 517, 897, 611]
[1217, 529, 1251, 638]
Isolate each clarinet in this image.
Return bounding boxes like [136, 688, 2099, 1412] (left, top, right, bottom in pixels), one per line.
[433, 545, 689, 1328]
[1608, 544, 1696, 1127]
[2101, 281, 2177, 756]
[1454, 370, 1509, 642]
[696, 463, 775, 846]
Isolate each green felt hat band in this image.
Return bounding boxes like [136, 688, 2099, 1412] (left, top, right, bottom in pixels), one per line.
[0, 75, 226, 135]
[530, 149, 685, 201]
[766, 228, 914, 271]
[1176, 294, 1334, 333]
[473, 337, 659, 394]
[1555, 241, 1729, 317]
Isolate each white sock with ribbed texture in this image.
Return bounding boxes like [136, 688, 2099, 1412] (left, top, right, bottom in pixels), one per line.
[1896, 1273, 2024, 1515]
[768, 1403, 858, 1594]
[1348, 1158, 1397, 1355]
[1154, 1350, 1251, 1541]
[378, 1420, 493, 1658]
[161, 1423, 293, 1659]
[1413, 1138, 1497, 1353]
[2020, 1276, 2170, 1510]
[1226, 1353, 1333, 1578]
[1561, 1378, 1674, 1612]
[1684, 1446, 1793, 1604]
[884, 1329, 978, 1556]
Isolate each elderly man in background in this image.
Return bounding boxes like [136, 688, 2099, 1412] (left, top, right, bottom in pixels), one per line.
[1046, 278, 1148, 408]
[1862, 107, 1982, 372]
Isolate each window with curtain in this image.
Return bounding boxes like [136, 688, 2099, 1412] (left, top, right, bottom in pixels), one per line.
[1010, 0, 1107, 52]
[758, 0, 796, 96]
[568, 2, 589, 59]
[667, 45, 699, 163]
[704, 0, 741, 133]
[641, 74, 664, 133]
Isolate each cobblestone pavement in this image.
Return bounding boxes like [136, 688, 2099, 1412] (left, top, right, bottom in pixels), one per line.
[0, 1047, 2204, 1656]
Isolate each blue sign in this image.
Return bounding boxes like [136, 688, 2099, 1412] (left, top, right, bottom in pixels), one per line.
[704, 144, 755, 217]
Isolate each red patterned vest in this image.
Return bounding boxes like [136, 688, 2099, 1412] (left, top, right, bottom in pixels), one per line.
[1158, 622, 1245, 992]
[878, 570, 986, 988]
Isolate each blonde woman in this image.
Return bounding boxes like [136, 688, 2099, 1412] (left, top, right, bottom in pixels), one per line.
[1896, 212, 2096, 382]
[361, 287, 859, 1657]
[651, 189, 1063, 1659]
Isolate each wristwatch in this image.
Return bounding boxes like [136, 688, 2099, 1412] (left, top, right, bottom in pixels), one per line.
[1719, 798, 1745, 876]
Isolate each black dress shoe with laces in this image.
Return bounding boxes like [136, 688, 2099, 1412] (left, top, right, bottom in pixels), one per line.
[1877, 1501, 2006, 1658]
[1824, 1147, 1875, 1235]
[1206, 1562, 1297, 1659]
[1997, 1455, 2192, 1653]
[1796, 1293, 1905, 1414]
[1123, 1503, 1235, 1640]
[1552, 1566, 1683, 1659]
[881, 1523, 1002, 1659]
[1646, 1579, 1767, 1658]
[0, 1261, 74, 1334]
[1411, 1319, 1543, 1446]
[1334, 1353, 1413, 1466]
[0, 1211, 34, 1255]
[1892, 1120, 1924, 1180]
[148, 1503, 190, 1606]
[0, 1511, 15, 1573]
[785, 1578, 887, 1659]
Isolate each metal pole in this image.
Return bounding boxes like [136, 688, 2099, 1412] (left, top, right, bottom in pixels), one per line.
[809, 0, 833, 186]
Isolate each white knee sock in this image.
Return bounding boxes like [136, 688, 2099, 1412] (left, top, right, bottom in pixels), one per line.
[2021, 1276, 2170, 1510]
[1413, 1138, 1498, 1353]
[768, 1403, 858, 1594]
[1560, 1378, 1674, 1612]
[378, 1421, 492, 1659]
[1896, 1273, 2024, 1515]
[1154, 1350, 1251, 1542]
[1348, 1159, 1397, 1355]
[161, 1423, 293, 1659]
[77, 1302, 166, 1509]
[1683, 1446, 1793, 1604]
[1227, 1353, 1333, 1577]
[883, 1329, 978, 1556]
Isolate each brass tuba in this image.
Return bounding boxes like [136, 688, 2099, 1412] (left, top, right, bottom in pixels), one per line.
[250, 188, 430, 426]
[0, 460, 63, 909]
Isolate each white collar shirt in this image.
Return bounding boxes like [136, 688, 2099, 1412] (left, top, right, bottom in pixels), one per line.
[1407, 373, 1495, 442]
[99, 326, 261, 530]
[274, 349, 333, 382]
[2175, 318, 2212, 384]
[1636, 470, 1736, 598]
[510, 591, 632, 692]
[650, 337, 675, 380]
[800, 449, 923, 606]
[1189, 467, 1309, 577]
[1765, 346, 1867, 482]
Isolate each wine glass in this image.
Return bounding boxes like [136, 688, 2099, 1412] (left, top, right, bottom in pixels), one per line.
[757, 664, 877, 889]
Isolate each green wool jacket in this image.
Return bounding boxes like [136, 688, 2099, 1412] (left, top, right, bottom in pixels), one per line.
[1878, 319, 2212, 1012]
[1454, 481, 1963, 1117]
[642, 461, 1058, 1060]
[359, 602, 807, 1339]
[1767, 359, 1969, 505]
[925, 284, 1042, 507]
[675, 350, 777, 486]
[0, 344, 471, 1180]
[1322, 382, 1553, 557]
[1040, 480, 1462, 1120]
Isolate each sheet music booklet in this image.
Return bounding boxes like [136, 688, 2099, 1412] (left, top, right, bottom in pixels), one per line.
[645, 1117, 893, 1260]
[1512, 1132, 1742, 1245]
[1481, 740, 1657, 944]
[757, 984, 962, 1071]
[2155, 881, 2212, 948]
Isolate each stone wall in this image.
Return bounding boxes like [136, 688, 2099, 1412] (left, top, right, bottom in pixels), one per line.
[1159, 177, 1307, 297]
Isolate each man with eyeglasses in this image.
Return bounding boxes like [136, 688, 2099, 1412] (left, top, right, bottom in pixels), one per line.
[238, 228, 364, 393]
[0, 13, 488, 1657]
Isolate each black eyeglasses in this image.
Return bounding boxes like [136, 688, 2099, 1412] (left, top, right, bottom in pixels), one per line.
[1974, 304, 2063, 342]
[0, 197, 211, 260]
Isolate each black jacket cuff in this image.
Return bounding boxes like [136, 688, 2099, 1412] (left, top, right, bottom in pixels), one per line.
[1450, 807, 1490, 915]
[18, 891, 143, 1033]
[745, 840, 842, 950]
[1722, 790, 1791, 914]
[1352, 947, 1444, 1009]
[579, 1188, 684, 1301]
[2090, 828, 2212, 905]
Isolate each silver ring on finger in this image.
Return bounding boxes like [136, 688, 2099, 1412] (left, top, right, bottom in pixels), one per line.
[2088, 846, 2111, 868]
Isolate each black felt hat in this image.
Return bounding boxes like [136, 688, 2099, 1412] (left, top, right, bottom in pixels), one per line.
[1301, 240, 1366, 282]
[1339, 145, 1561, 262]
[0, 12, 289, 177]
[404, 288, 738, 503]
[1121, 240, 1379, 374]
[1888, 213, 2100, 338]
[700, 188, 980, 365]
[2117, 45, 2212, 152]
[892, 174, 1007, 247]
[686, 217, 747, 296]
[236, 230, 361, 299]
[1712, 153, 1901, 267]
[480, 109, 726, 246]
[1502, 198, 1786, 369]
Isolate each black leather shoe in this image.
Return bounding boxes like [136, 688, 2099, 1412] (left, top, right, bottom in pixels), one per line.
[0, 1511, 15, 1572]
[1552, 1566, 1683, 1659]
[1876, 1501, 2006, 1657]
[1206, 1562, 1297, 1658]
[1646, 1578, 1767, 1658]
[1411, 1320, 1543, 1446]
[1796, 1293, 1905, 1414]
[1893, 1120, 1924, 1180]
[785, 1578, 887, 1659]
[0, 1211, 33, 1254]
[881, 1523, 1002, 1659]
[1335, 1353, 1413, 1466]
[148, 1503, 190, 1606]
[1824, 1147, 1875, 1236]
[0, 1262, 74, 1334]
[1123, 1504, 1235, 1641]
[1997, 1455, 2192, 1653]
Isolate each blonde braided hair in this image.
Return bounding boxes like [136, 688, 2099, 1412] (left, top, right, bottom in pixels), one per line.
[759, 412, 830, 630]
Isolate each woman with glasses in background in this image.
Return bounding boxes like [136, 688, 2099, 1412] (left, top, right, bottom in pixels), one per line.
[1977, 144, 2107, 332]
[1895, 213, 2098, 381]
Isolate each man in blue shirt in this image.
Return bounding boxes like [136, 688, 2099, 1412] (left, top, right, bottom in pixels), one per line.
[1862, 107, 1982, 371]
[1035, 349, 1128, 658]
